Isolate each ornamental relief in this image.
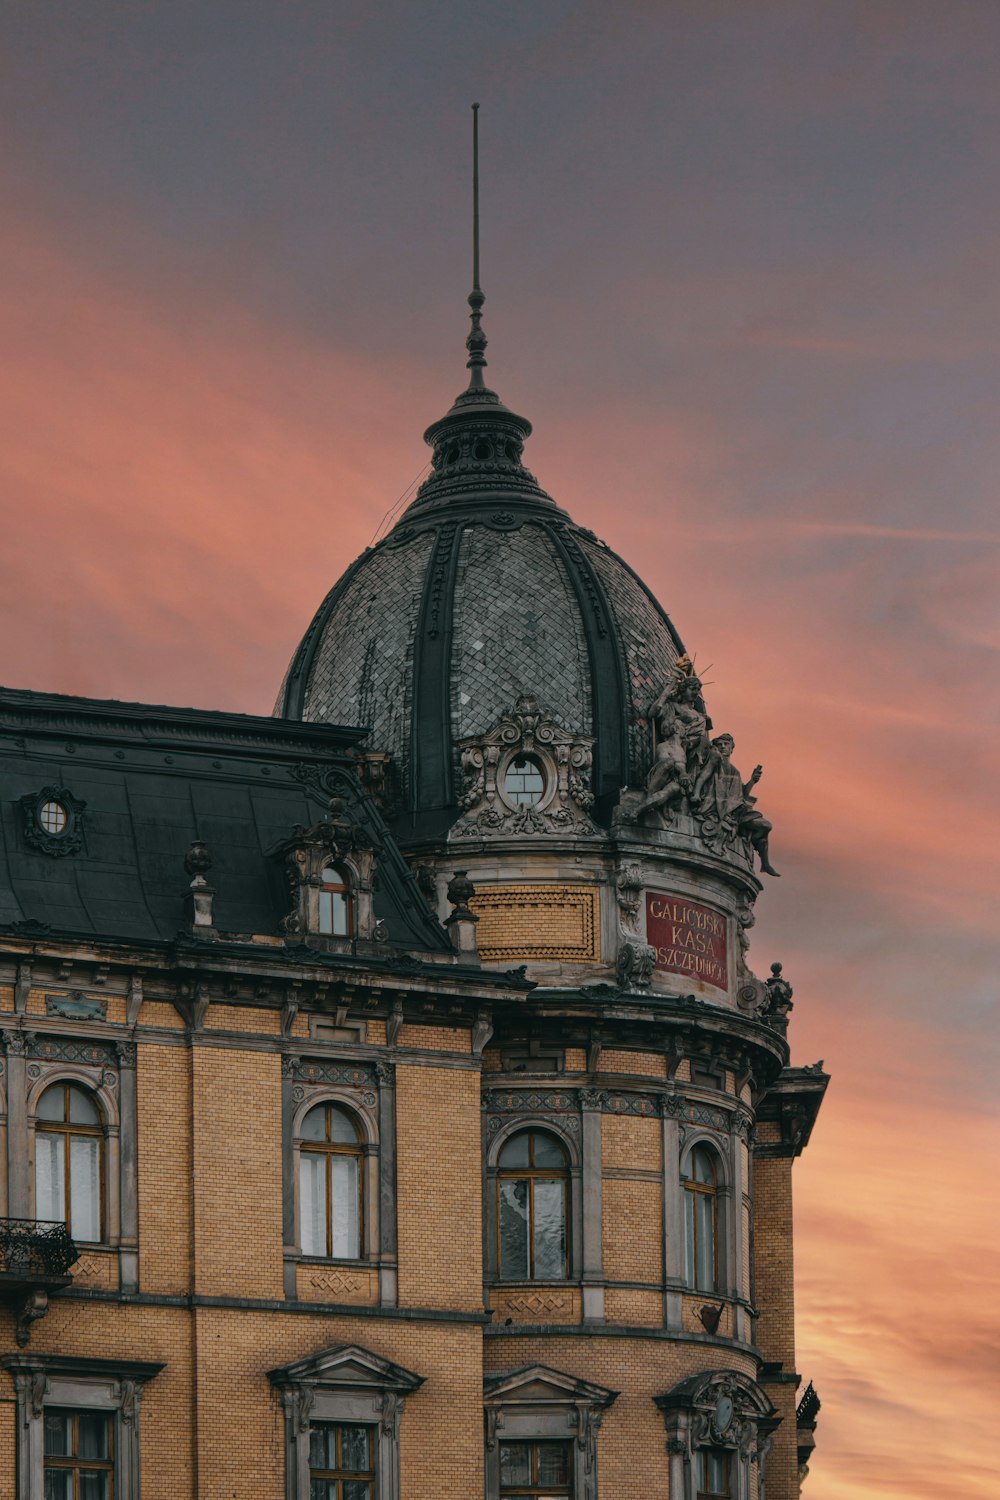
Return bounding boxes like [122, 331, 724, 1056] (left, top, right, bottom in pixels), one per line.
[451, 695, 597, 838]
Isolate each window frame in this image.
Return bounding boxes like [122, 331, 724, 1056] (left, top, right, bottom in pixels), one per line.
[34, 1081, 107, 1245]
[1, 1353, 163, 1500]
[268, 1343, 423, 1500]
[308, 1420, 376, 1497]
[43, 1407, 116, 1499]
[496, 1129, 571, 1282]
[682, 1142, 722, 1295]
[317, 866, 352, 938]
[484, 1119, 583, 1291]
[298, 1101, 366, 1261]
[484, 1364, 617, 1500]
[499, 1437, 574, 1498]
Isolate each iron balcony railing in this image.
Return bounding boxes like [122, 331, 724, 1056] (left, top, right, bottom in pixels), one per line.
[0, 1217, 78, 1279]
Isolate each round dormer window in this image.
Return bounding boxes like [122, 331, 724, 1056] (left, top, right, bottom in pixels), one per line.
[40, 800, 69, 836]
[503, 755, 546, 806]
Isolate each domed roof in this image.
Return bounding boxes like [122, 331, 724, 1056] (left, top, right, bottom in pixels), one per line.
[276, 304, 689, 840]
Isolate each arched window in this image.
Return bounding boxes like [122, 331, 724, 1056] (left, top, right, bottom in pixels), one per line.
[35, 1083, 104, 1243]
[299, 1103, 363, 1259]
[497, 1129, 569, 1281]
[683, 1145, 719, 1293]
[318, 866, 352, 936]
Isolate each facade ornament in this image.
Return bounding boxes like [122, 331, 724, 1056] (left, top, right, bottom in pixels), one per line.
[115, 1040, 137, 1068]
[692, 735, 779, 876]
[3, 1028, 27, 1057]
[268, 799, 378, 940]
[120, 1379, 144, 1426]
[126, 974, 144, 1026]
[763, 962, 794, 1035]
[444, 870, 480, 959]
[386, 999, 404, 1048]
[20, 785, 87, 858]
[616, 940, 657, 990]
[615, 862, 643, 934]
[183, 840, 216, 937]
[281, 987, 300, 1037]
[281, 1383, 314, 1437]
[380, 1390, 403, 1439]
[451, 696, 597, 838]
[14, 962, 32, 1016]
[471, 1009, 494, 1055]
[16, 1289, 51, 1348]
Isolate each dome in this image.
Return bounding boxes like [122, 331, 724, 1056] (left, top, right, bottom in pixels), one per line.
[276, 373, 688, 840]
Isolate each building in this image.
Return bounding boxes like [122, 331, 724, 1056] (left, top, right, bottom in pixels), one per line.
[0, 252, 827, 1499]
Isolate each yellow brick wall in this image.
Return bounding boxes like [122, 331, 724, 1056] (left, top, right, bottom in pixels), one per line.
[395, 1065, 482, 1309]
[485, 1335, 759, 1499]
[600, 1048, 667, 1077]
[602, 1115, 662, 1171]
[137, 1041, 193, 1294]
[397, 1024, 470, 1052]
[753, 1153, 798, 1500]
[191, 1046, 284, 1300]
[602, 1178, 663, 1283]
[203, 1003, 280, 1034]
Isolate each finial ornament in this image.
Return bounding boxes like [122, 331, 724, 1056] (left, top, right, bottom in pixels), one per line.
[466, 102, 488, 391]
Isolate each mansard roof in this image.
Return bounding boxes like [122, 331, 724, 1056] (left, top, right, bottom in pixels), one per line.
[0, 685, 449, 954]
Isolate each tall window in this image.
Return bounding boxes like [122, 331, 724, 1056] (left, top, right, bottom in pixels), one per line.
[696, 1449, 732, 1499]
[299, 1103, 363, 1259]
[43, 1408, 114, 1499]
[499, 1440, 573, 1499]
[683, 1145, 719, 1293]
[318, 866, 351, 937]
[309, 1422, 375, 1500]
[497, 1130, 569, 1281]
[35, 1083, 104, 1242]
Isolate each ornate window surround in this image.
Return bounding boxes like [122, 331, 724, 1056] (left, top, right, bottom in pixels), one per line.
[0, 1352, 163, 1500]
[453, 696, 597, 838]
[2, 1030, 138, 1294]
[655, 1370, 779, 1500]
[281, 1056, 397, 1306]
[484, 1364, 618, 1500]
[675, 1131, 736, 1303]
[268, 802, 378, 944]
[268, 1343, 423, 1500]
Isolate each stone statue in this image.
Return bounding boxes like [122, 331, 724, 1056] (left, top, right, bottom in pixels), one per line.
[636, 693, 690, 823]
[692, 733, 779, 876]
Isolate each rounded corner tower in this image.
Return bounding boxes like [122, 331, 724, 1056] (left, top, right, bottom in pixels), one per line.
[275, 239, 825, 1500]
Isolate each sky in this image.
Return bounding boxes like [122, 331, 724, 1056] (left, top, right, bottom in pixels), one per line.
[1, 3, 998, 1493]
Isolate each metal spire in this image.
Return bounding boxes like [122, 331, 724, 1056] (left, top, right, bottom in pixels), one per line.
[465, 102, 488, 391]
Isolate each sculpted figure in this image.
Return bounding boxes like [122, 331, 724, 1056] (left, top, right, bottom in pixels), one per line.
[637, 694, 690, 823]
[692, 732, 780, 876]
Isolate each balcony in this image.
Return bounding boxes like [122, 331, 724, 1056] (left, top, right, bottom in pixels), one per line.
[0, 1218, 78, 1345]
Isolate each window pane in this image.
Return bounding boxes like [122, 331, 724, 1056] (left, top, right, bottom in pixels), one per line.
[300, 1152, 327, 1256]
[68, 1087, 100, 1125]
[504, 755, 545, 805]
[309, 1423, 334, 1470]
[77, 1413, 109, 1459]
[37, 1086, 65, 1122]
[531, 1133, 566, 1169]
[498, 1133, 530, 1168]
[343, 1484, 372, 1500]
[693, 1147, 715, 1186]
[36, 1133, 65, 1222]
[44, 1474, 73, 1500]
[537, 1442, 571, 1483]
[309, 1482, 336, 1500]
[329, 891, 349, 936]
[329, 1155, 360, 1258]
[533, 1179, 567, 1280]
[301, 1106, 326, 1142]
[339, 1425, 371, 1472]
[70, 1136, 102, 1241]
[328, 1107, 358, 1144]
[696, 1193, 715, 1291]
[499, 1179, 530, 1279]
[79, 1474, 110, 1500]
[43, 1412, 72, 1457]
[499, 1443, 531, 1484]
[318, 889, 333, 934]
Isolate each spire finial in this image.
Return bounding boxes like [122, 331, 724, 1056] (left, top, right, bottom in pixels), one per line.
[466, 102, 487, 391]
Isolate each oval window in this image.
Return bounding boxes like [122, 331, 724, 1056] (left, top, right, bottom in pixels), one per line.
[503, 755, 546, 807]
[39, 800, 69, 836]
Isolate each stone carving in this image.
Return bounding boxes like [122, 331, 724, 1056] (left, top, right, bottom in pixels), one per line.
[45, 992, 107, 1022]
[268, 797, 377, 939]
[452, 696, 596, 838]
[20, 786, 86, 858]
[183, 840, 216, 936]
[616, 940, 656, 990]
[763, 962, 794, 1034]
[630, 660, 778, 876]
[615, 862, 643, 933]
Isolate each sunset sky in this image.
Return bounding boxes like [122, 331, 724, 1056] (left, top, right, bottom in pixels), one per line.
[1, 5, 998, 1494]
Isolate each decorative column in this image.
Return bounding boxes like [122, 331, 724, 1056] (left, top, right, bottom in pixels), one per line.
[375, 1059, 398, 1307]
[579, 1089, 604, 1322]
[3, 1030, 30, 1219]
[662, 1093, 685, 1330]
[116, 1041, 139, 1293]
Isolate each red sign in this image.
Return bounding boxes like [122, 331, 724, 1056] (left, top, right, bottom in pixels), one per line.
[645, 893, 728, 991]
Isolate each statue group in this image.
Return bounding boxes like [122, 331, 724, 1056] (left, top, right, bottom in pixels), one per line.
[638, 659, 779, 877]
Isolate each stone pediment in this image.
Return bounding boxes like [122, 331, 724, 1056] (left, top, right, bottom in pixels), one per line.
[267, 1343, 423, 1394]
[484, 1363, 617, 1409]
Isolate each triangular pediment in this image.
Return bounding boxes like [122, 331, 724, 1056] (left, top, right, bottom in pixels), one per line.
[484, 1363, 617, 1409]
[267, 1343, 423, 1394]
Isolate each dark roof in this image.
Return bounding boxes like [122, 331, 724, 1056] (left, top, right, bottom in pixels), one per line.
[0, 687, 449, 953]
